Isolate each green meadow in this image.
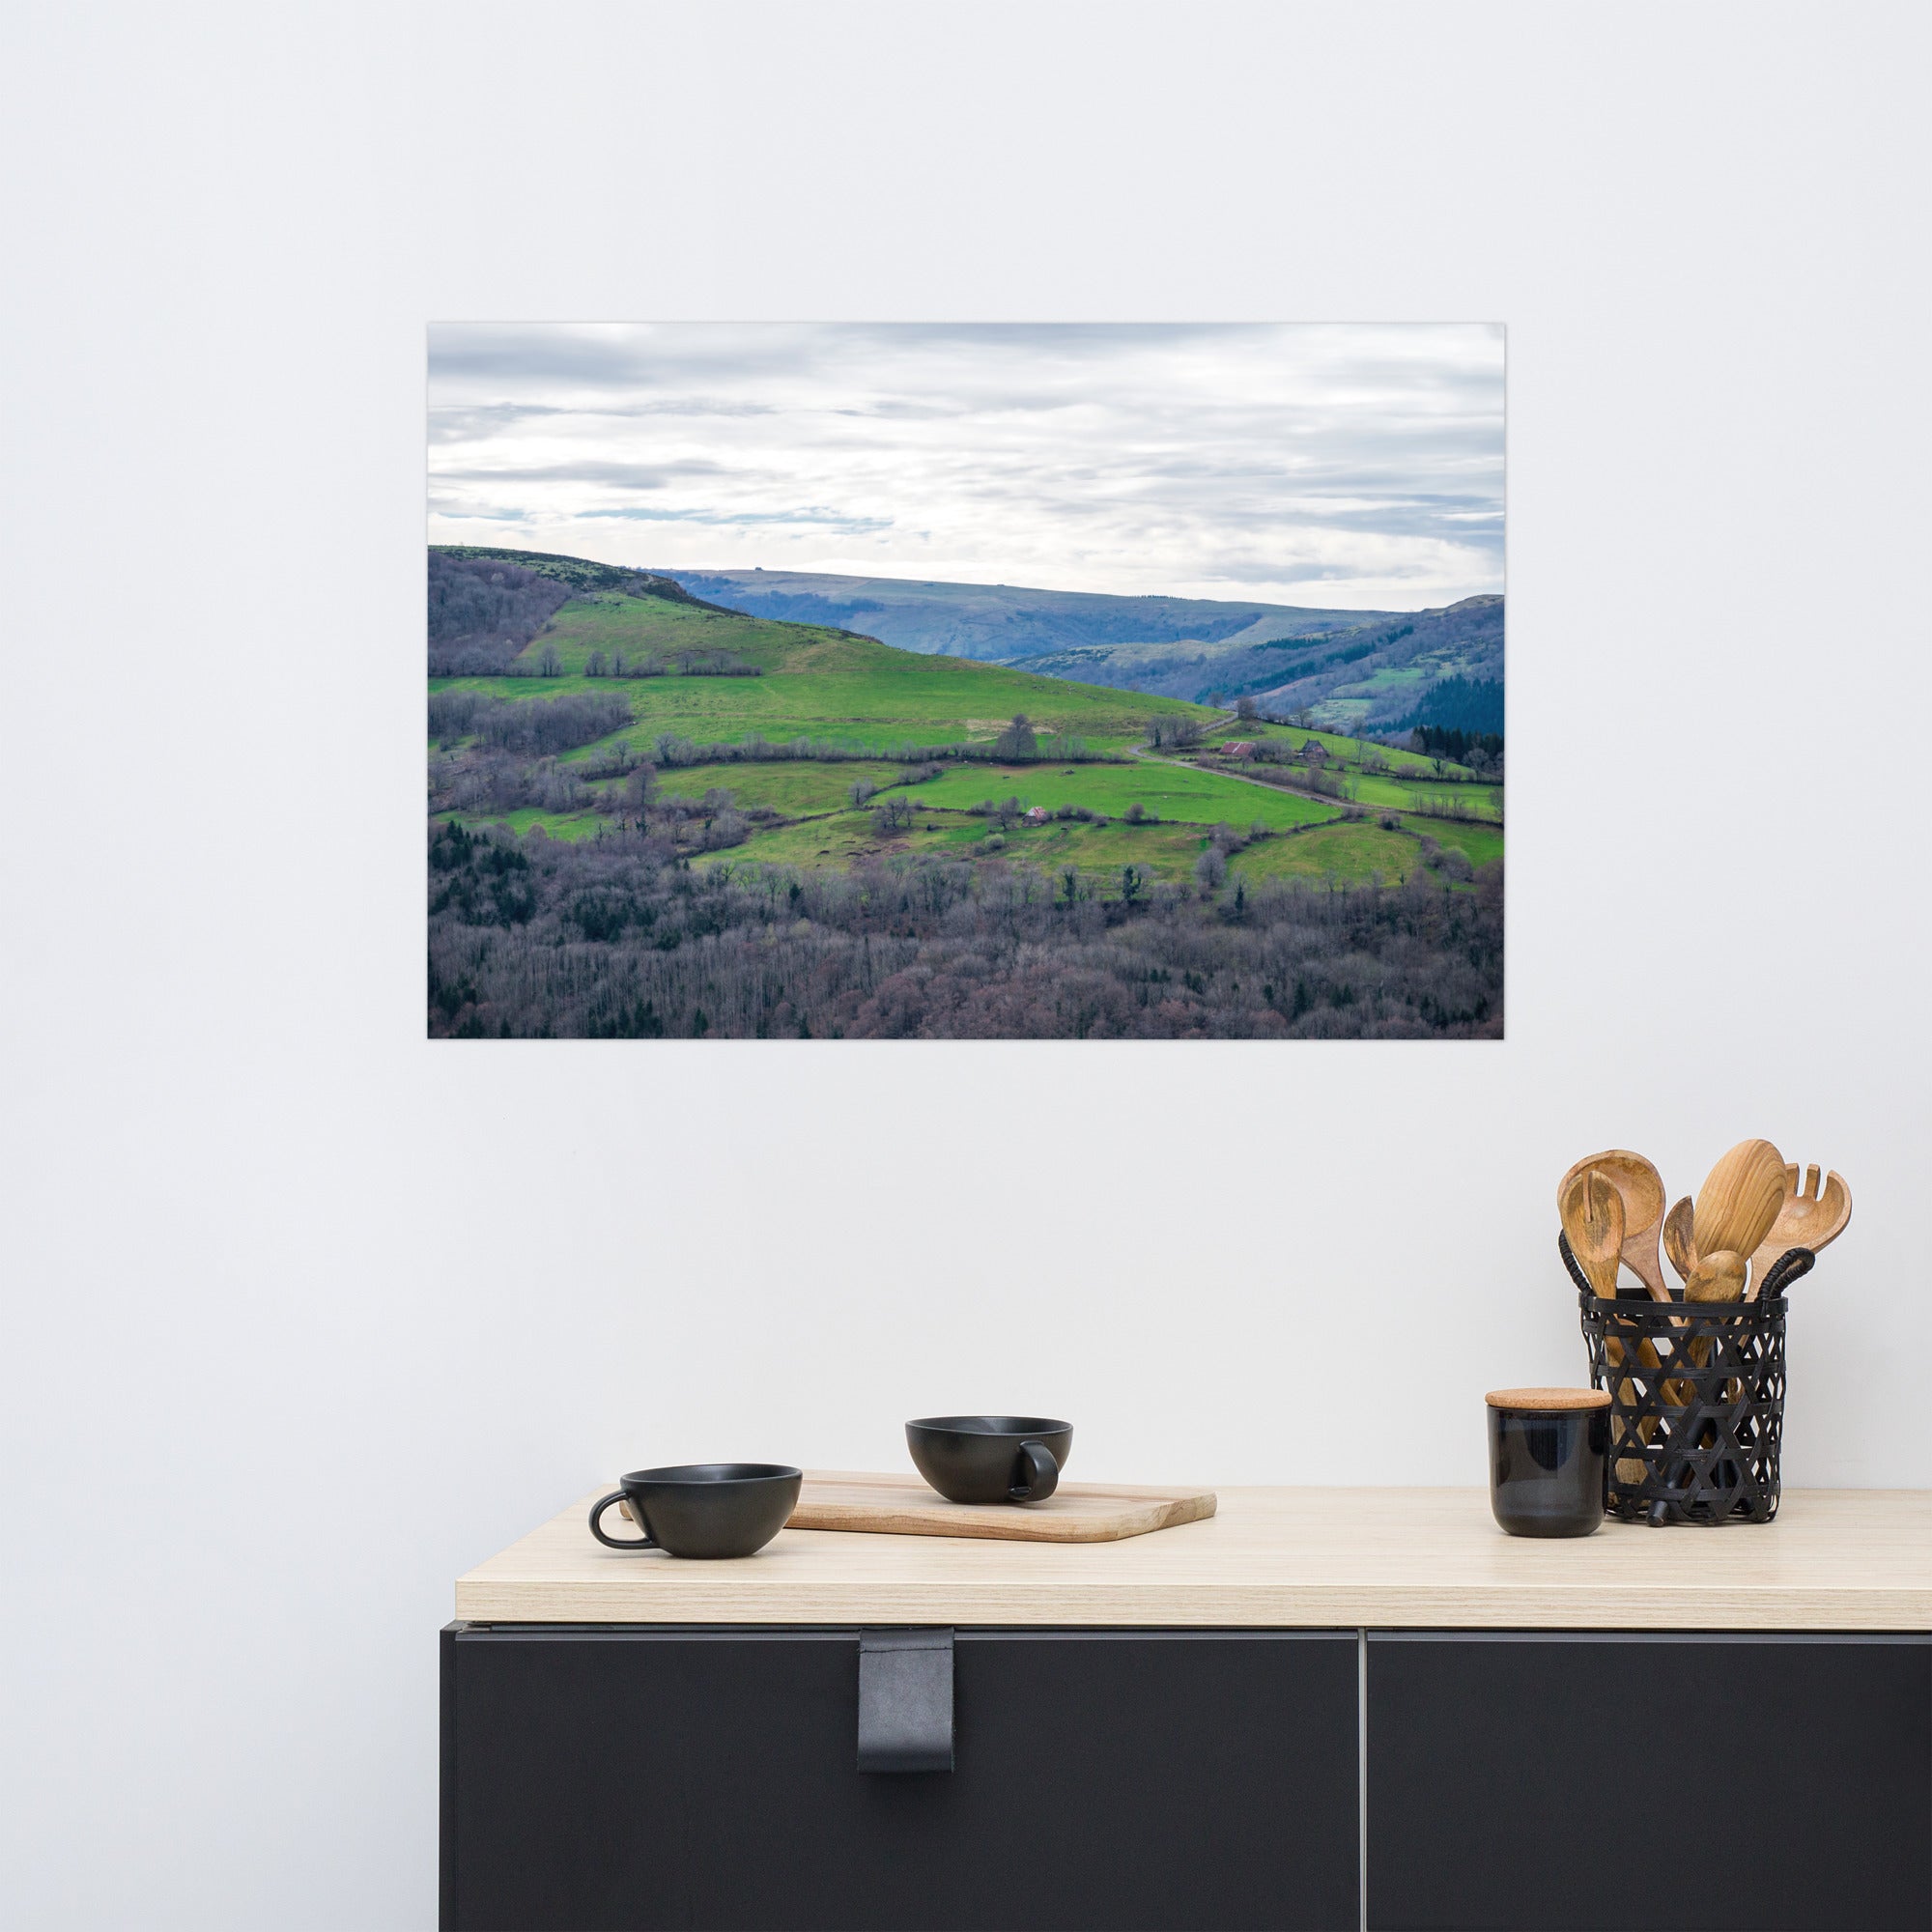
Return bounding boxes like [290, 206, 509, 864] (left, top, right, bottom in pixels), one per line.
[652, 760, 909, 816]
[1348, 772, 1504, 818]
[722, 808, 1218, 885]
[1428, 822, 1504, 870]
[885, 759, 1343, 830]
[1230, 820, 1425, 886]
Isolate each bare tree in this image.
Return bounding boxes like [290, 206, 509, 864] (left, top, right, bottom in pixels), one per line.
[993, 714, 1038, 759]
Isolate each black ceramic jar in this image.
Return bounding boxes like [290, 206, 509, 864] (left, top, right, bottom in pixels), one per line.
[1485, 1387, 1609, 1538]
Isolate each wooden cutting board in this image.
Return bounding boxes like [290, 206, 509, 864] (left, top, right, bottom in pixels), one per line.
[785, 1470, 1217, 1544]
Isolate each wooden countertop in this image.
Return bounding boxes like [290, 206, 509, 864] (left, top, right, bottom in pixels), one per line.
[455, 1483, 1932, 1631]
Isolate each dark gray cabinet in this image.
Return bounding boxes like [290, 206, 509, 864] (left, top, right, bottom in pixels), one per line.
[443, 1624, 1931, 1932]
[1365, 1633, 1932, 1931]
[441, 1626, 1361, 1932]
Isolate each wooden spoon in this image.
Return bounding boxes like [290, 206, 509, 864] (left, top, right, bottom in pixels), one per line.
[1656, 1197, 1701, 1406]
[1692, 1139, 1787, 1267]
[1662, 1197, 1698, 1285]
[1747, 1165, 1852, 1298]
[1557, 1151, 1669, 1300]
[1678, 1247, 1748, 1406]
[1684, 1248, 1747, 1303]
[1559, 1168, 1625, 1297]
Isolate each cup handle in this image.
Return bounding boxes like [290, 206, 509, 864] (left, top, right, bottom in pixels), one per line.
[588, 1491, 657, 1549]
[1009, 1440, 1060, 1503]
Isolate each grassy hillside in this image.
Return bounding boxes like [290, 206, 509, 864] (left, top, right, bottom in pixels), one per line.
[430, 555, 1213, 754]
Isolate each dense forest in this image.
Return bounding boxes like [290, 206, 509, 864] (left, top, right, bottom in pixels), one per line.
[1391, 676, 1505, 742]
[428, 821, 1502, 1040]
[427, 554, 572, 674]
[428, 550, 730, 675]
[1406, 721, 1504, 766]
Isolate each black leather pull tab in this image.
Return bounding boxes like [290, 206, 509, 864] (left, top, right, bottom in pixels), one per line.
[857, 1629, 954, 1773]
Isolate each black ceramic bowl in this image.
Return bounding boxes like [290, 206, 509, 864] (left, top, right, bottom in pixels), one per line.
[1485, 1390, 1607, 1539]
[906, 1416, 1073, 1505]
[587, 1462, 802, 1558]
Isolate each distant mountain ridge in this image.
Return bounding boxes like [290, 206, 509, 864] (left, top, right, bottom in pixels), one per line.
[666, 567, 1502, 734]
[1023, 595, 1504, 731]
[665, 568, 1385, 661]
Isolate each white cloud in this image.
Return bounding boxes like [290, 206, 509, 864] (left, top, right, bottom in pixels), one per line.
[427, 324, 1504, 611]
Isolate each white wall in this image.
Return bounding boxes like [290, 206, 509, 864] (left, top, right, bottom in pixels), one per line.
[5, 2, 1928, 1925]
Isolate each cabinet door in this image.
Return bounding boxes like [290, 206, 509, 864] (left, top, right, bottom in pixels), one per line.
[442, 1625, 1360, 1932]
[1366, 1632, 1932, 1931]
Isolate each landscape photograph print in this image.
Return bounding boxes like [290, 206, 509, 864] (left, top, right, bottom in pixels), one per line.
[428, 323, 1504, 1039]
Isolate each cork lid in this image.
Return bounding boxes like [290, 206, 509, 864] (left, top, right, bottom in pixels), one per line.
[1485, 1386, 1611, 1411]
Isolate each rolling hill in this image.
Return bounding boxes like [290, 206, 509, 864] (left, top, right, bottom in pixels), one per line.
[429, 547, 1215, 754]
[663, 567, 1502, 734]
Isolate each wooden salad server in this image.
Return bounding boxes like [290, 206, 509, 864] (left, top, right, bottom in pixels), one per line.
[1559, 1168, 1625, 1297]
[1747, 1165, 1852, 1298]
[1557, 1150, 1669, 1300]
[1560, 1168, 1649, 1482]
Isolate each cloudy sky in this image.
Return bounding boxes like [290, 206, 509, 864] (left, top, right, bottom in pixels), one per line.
[428, 324, 1503, 611]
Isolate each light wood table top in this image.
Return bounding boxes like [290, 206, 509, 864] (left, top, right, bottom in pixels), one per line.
[455, 1482, 1932, 1631]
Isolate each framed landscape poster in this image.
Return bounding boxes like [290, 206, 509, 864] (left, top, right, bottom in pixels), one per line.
[428, 324, 1504, 1038]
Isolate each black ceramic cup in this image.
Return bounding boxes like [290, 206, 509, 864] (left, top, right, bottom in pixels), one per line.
[1486, 1388, 1608, 1538]
[587, 1463, 802, 1558]
[905, 1416, 1072, 1505]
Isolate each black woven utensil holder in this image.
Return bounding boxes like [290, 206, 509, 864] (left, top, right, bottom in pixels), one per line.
[1563, 1233, 1813, 1526]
